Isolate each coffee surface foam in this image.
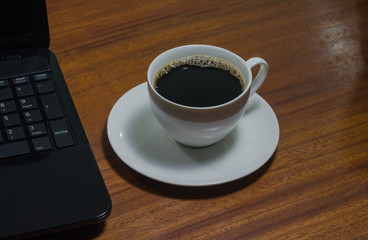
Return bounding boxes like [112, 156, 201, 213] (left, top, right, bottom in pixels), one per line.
[154, 55, 246, 90]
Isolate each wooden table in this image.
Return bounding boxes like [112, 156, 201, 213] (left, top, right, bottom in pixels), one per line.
[38, 0, 368, 239]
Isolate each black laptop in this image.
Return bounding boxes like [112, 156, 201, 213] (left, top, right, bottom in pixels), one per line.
[0, 1, 111, 239]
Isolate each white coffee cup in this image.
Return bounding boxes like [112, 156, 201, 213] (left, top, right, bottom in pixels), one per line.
[147, 44, 268, 147]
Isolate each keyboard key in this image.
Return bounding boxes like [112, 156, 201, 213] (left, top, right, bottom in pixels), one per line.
[15, 84, 34, 97]
[0, 79, 9, 87]
[13, 76, 30, 85]
[33, 73, 50, 81]
[23, 110, 43, 123]
[0, 87, 13, 100]
[40, 94, 64, 119]
[2, 113, 21, 127]
[19, 97, 38, 110]
[36, 80, 54, 94]
[32, 136, 53, 152]
[0, 140, 30, 159]
[6, 126, 26, 141]
[0, 132, 3, 143]
[0, 100, 17, 113]
[28, 123, 47, 137]
[49, 119, 74, 148]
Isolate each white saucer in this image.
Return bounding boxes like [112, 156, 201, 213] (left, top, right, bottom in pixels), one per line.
[107, 83, 279, 186]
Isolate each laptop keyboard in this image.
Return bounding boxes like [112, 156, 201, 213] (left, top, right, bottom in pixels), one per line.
[0, 72, 74, 159]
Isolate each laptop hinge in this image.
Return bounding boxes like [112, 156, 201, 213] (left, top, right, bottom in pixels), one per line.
[1, 48, 37, 61]
[4, 49, 22, 60]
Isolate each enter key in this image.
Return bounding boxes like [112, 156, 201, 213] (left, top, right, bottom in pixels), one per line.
[49, 119, 75, 148]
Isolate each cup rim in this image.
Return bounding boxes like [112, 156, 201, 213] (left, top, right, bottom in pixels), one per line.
[147, 44, 252, 110]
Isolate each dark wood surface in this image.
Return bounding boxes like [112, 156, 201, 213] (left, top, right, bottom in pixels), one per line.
[38, 0, 368, 239]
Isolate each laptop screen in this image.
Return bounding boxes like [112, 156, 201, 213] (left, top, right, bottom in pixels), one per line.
[0, 0, 50, 51]
[0, 1, 32, 39]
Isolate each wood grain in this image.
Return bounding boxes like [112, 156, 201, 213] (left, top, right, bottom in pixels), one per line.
[34, 0, 368, 239]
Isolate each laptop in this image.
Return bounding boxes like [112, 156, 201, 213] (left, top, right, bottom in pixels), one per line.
[0, 1, 111, 239]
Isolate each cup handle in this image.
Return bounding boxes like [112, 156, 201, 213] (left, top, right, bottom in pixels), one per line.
[246, 57, 269, 97]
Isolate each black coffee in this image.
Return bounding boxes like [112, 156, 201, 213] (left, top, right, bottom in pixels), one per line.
[154, 55, 245, 107]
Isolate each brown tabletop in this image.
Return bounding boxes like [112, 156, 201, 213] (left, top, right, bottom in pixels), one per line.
[38, 0, 368, 239]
